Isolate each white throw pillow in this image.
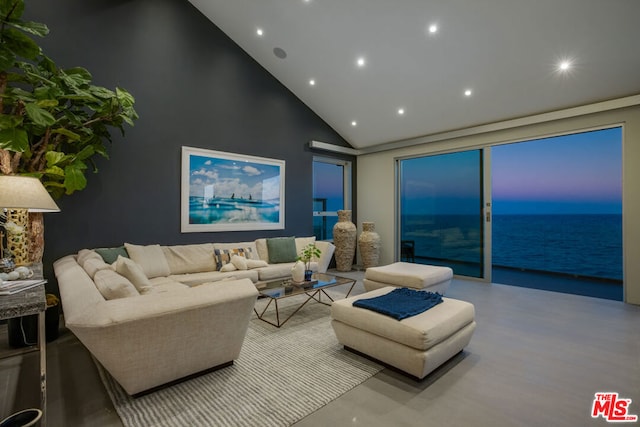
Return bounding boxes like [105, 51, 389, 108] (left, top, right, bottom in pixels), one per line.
[230, 254, 248, 270]
[124, 243, 171, 278]
[82, 257, 113, 279]
[220, 263, 237, 272]
[115, 256, 154, 293]
[246, 259, 268, 269]
[94, 269, 139, 300]
[295, 236, 317, 257]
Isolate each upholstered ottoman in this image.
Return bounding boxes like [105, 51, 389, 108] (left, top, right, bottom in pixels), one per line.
[331, 286, 476, 379]
[364, 262, 453, 294]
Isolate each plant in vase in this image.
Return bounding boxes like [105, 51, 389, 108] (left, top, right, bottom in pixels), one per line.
[297, 243, 322, 282]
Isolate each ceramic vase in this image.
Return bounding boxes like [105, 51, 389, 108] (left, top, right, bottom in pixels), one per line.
[358, 221, 381, 269]
[333, 210, 357, 272]
[291, 261, 305, 282]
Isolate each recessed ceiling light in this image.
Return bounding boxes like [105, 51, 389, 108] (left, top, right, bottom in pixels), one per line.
[428, 24, 438, 34]
[356, 57, 366, 67]
[558, 60, 571, 71]
[256, 28, 264, 36]
[309, 79, 316, 86]
[397, 108, 405, 115]
[351, 121, 357, 127]
[464, 89, 472, 97]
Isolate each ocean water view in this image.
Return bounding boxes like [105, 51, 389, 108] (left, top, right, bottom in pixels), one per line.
[401, 214, 623, 281]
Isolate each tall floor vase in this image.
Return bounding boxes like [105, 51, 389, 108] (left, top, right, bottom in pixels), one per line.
[333, 210, 357, 272]
[358, 221, 381, 269]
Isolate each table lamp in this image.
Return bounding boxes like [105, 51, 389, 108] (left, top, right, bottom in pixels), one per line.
[0, 175, 60, 266]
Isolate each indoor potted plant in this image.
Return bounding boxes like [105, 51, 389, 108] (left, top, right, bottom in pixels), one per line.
[0, 0, 138, 264]
[297, 243, 322, 282]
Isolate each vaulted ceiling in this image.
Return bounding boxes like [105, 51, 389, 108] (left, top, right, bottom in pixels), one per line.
[188, 0, 640, 150]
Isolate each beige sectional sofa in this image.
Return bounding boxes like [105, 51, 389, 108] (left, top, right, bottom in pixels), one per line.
[53, 236, 334, 395]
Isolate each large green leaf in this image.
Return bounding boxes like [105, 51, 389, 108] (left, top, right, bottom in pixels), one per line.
[0, 46, 16, 71]
[63, 164, 87, 194]
[0, 114, 22, 130]
[51, 127, 81, 141]
[0, 0, 24, 19]
[0, 127, 28, 151]
[6, 20, 49, 37]
[24, 103, 56, 126]
[43, 165, 64, 177]
[2, 28, 40, 59]
[45, 151, 65, 166]
[74, 145, 95, 161]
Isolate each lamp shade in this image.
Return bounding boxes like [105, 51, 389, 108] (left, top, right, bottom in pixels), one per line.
[0, 175, 60, 212]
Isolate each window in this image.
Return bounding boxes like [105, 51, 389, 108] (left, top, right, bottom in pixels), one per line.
[313, 157, 351, 241]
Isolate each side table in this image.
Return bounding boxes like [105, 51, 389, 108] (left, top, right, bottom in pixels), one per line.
[0, 282, 47, 426]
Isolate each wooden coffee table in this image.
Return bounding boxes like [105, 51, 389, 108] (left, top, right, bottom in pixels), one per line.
[254, 273, 356, 327]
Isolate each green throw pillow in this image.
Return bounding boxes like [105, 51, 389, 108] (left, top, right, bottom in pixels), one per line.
[266, 237, 297, 264]
[95, 246, 129, 264]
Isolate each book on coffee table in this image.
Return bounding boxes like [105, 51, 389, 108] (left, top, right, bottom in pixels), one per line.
[0, 279, 46, 295]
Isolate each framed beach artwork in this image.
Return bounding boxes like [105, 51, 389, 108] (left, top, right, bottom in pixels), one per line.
[181, 146, 285, 232]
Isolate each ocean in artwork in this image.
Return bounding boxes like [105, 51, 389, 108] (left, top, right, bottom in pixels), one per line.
[189, 196, 280, 225]
[401, 214, 623, 281]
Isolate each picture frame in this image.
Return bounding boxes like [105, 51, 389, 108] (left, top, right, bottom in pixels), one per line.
[181, 146, 285, 232]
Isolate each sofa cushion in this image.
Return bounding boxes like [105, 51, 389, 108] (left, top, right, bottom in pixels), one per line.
[146, 277, 190, 294]
[115, 256, 154, 293]
[124, 243, 171, 278]
[82, 257, 113, 279]
[77, 249, 102, 266]
[93, 269, 140, 300]
[162, 243, 215, 275]
[168, 270, 259, 287]
[94, 246, 129, 264]
[266, 237, 297, 263]
[214, 247, 254, 270]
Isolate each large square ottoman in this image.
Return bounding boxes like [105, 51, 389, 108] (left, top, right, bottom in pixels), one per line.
[364, 262, 453, 294]
[331, 286, 476, 379]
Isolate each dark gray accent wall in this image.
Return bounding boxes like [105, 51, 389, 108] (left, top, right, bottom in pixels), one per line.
[24, 0, 355, 289]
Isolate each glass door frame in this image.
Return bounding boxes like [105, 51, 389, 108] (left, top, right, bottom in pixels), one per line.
[313, 156, 352, 240]
[394, 148, 493, 282]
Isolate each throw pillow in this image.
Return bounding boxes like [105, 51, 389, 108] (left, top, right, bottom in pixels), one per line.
[220, 263, 237, 272]
[161, 243, 215, 275]
[82, 258, 113, 279]
[124, 243, 171, 278]
[266, 237, 297, 263]
[93, 269, 139, 300]
[295, 236, 317, 257]
[115, 256, 154, 293]
[246, 259, 268, 269]
[214, 241, 260, 260]
[77, 249, 102, 266]
[95, 246, 129, 264]
[230, 254, 248, 270]
[214, 248, 253, 270]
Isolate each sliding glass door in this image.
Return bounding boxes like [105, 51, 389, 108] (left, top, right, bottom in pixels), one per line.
[398, 150, 486, 278]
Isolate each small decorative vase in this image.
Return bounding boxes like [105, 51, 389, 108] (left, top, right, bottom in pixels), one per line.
[359, 221, 381, 269]
[291, 261, 305, 282]
[333, 210, 357, 272]
[5, 209, 29, 266]
[304, 269, 313, 281]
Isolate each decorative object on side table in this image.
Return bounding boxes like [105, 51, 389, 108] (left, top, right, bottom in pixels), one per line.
[333, 210, 357, 271]
[297, 243, 322, 282]
[0, 176, 60, 266]
[358, 221, 381, 269]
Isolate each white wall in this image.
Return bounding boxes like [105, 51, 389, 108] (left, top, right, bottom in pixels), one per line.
[357, 104, 640, 305]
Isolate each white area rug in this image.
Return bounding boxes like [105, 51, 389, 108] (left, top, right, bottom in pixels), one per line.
[97, 300, 381, 427]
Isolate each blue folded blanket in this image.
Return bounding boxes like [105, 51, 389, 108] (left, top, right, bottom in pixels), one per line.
[353, 287, 443, 320]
